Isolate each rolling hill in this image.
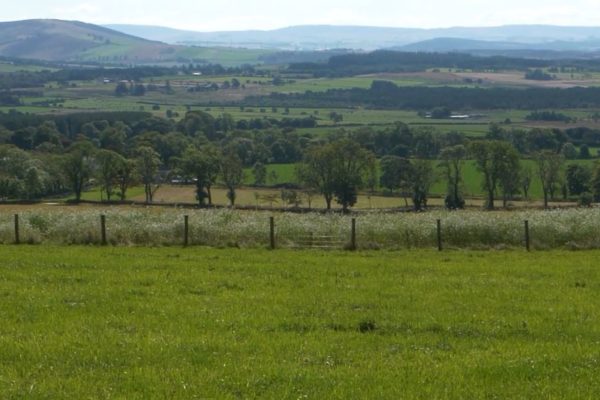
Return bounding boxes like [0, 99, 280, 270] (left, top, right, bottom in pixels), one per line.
[0, 19, 272, 65]
[106, 23, 600, 51]
[0, 19, 166, 62]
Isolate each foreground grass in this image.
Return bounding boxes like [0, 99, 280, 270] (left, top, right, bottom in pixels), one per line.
[1, 247, 600, 398]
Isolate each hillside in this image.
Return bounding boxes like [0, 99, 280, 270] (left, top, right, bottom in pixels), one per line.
[0, 19, 271, 65]
[0, 19, 165, 62]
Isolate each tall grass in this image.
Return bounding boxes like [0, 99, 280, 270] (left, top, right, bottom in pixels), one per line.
[1, 207, 599, 249]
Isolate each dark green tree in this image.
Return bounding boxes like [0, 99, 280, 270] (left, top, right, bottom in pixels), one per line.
[252, 161, 267, 186]
[220, 149, 244, 207]
[408, 159, 436, 211]
[96, 149, 126, 201]
[535, 150, 564, 209]
[61, 142, 96, 202]
[566, 164, 591, 197]
[136, 146, 162, 203]
[469, 140, 520, 210]
[439, 145, 466, 209]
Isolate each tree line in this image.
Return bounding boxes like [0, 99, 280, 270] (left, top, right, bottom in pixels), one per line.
[247, 80, 600, 110]
[287, 50, 600, 77]
[297, 138, 600, 211]
[2, 110, 600, 209]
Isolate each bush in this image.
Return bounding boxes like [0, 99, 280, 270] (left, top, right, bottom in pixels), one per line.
[579, 192, 593, 207]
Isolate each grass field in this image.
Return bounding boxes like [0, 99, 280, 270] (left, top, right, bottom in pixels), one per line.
[1, 246, 600, 398]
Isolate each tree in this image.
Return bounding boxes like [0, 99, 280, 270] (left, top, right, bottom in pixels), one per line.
[298, 140, 375, 211]
[136, 146, 162, 203]
[469, 140, 519, 210]
[408, 159, 436, 211]
[296, 148, 337, 210]
[535, 150, 564, 209]
[0, 146, 31, 199]
[114, 82, 129, 96]
[96, 149, 126, 201]
[439, 145, 466, 209]
[521, 164, 533, 200]
[176, 145, 220, 206]
[565, 164, 591, 197]
[220, 150, 244, 207]
[23, 166, 45, 200]
[498, 149, 521, 207]
[281, 189, 302, 208]
[61, 142, 95, 202]
[115, 158, 137, 201]
[252, 161, 267, 186]
[379, 154, 412, 206]
[430, 106, 451, 119]
[328, 111, 343, 124]
[331, 141, 376, 211]
[561, 142, 578, 160]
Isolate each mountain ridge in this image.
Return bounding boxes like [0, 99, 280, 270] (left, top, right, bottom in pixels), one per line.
[105, 23, 600, 50]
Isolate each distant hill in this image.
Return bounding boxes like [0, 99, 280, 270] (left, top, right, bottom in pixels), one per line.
[0, 19, 272, 65]
[106, 23, 600, 51]
[399, 38, 531, 52]
[398, 37, 600, 54]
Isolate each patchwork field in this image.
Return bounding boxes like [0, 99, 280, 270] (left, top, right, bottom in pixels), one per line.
[1, 246, 600, 398]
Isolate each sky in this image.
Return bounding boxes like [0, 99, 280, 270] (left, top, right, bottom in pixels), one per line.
[3, 0, 600, 31]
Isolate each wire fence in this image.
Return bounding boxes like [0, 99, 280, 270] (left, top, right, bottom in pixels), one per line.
[2, 208, 600, 250]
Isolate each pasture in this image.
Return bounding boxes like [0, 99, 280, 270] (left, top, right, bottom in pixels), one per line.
[1, 246, 600, 398]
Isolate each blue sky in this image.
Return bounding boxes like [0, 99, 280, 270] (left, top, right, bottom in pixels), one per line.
[3, 0, 600, 31]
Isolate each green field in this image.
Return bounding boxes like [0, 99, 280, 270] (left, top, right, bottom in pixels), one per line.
[1, 246, 600, 398]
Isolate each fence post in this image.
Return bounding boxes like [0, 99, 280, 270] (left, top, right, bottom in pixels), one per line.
[269, 216, 275, 250]
[100, 215, 107, 246]
[184, 215, 189, 247]
[524, 220, 530, 252]
[350, 218, 357, 250]
[437, 219, 442, 251]
[14, 214, 19, 245]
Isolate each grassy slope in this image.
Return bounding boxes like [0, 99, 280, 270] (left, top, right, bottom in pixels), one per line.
[1, 246, 600, 398]
[0, 20, 270, 65]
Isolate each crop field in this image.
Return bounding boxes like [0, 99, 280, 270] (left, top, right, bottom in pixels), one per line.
[1, 206, 598, 249]
[1, 246, 600, 398]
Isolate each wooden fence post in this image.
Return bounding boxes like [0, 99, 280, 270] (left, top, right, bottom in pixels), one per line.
[269, 216, 275, 250]
[184, 215, 189, 247]
[100, 215, 107, 246]
[14, 214, 19, 245]
[350, 218, 357, 250]
[524, 220, 530, 252]
[437, 219, 442, 251]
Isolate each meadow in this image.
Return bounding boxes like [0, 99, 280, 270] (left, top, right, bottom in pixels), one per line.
[1, 206, 599, 250]
[1, 246, 600, 398]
